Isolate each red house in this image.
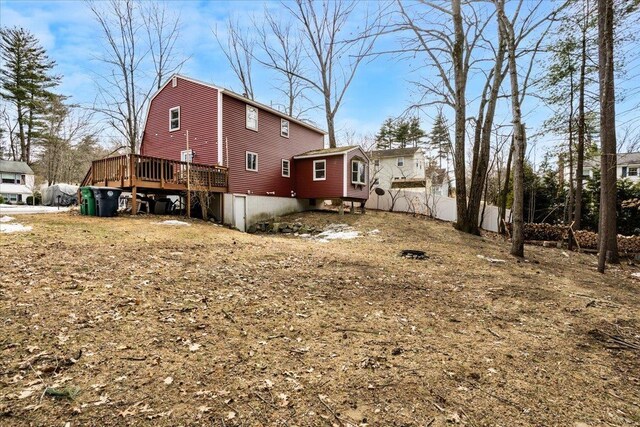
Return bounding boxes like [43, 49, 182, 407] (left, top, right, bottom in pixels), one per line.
[82, 75, 369, 230]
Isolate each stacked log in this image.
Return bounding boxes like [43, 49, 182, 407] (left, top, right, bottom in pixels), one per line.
[507, 223, 568, 241]
[573, 230, 640, 252]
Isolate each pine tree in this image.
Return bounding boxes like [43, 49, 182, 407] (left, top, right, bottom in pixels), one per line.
[407, 116, 426, 148]
[429, 112, 451, 168]
[0, 27, 59, 164]
[375, 118, 395, 149]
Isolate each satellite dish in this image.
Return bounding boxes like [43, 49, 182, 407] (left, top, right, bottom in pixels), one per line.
[375, 187, 385, 196]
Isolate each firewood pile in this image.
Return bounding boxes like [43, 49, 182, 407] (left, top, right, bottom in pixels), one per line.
[507, 223, 568, 241]
[571, 230, 640, 252]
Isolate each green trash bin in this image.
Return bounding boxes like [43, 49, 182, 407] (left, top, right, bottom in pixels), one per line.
[80, 187, 96, 216]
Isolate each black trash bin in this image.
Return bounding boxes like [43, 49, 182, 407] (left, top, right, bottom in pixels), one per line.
[92, 187, 123, 217]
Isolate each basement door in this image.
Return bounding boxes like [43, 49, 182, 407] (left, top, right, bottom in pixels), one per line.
[233, 195, 246, 232]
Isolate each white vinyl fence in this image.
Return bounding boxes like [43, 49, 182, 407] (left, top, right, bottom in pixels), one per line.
[365, 189, 509, 233]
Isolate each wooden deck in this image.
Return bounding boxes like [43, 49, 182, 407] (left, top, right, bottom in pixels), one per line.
[81, 154, 228, 193]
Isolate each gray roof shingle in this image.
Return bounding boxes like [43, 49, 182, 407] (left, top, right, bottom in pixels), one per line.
[0, 160, 34, 174]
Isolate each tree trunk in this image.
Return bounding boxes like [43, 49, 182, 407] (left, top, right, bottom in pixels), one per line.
[452, 0, 469, 232]
[567, 73, 575, 226]
[575, 2, 588, 230]
[497, 0, 526, 257]
[597, 0, 619, 272]
[499, 140, 513, 234]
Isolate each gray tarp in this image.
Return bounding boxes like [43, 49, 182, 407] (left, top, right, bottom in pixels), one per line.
[43, 184, 79, 206]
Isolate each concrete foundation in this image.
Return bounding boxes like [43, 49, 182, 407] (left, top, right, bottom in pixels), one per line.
[223, 194, 310, 231]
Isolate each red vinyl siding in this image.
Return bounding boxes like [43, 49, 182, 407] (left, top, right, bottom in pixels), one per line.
[346, 148, 370, 200]
[141, 77, 219, 165]
[294, 155, 344, 199]
[223, 94, 324, 196]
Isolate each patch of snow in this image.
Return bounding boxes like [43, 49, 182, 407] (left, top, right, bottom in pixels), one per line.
[314, 224, 360, 243]
[0, 223, 32, 233]
[0, 204, 71, 214]
[0, 216, 15, 222]
[477, 254, 506, 264]
[631, 272, 640, 279]
[368, 229, 380, 235]
[155, 220, 191, 226]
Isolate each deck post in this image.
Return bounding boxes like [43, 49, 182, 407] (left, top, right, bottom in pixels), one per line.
[350, 201, 355, 214]
[160, 159, 165, 189]
[131, 186, 138, 215]
[186, 191, 191, 218]
[360, 201, 366, 214]
[338, 199, 344, 216]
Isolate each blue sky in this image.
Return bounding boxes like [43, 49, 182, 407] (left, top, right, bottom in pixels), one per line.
[2, 0, 639, 164]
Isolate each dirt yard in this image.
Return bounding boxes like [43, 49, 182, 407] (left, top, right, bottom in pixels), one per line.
[1, 210, 639, 426]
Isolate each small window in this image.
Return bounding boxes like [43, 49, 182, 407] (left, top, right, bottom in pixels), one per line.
[246, 105, 258, 131]
[170, 106, 180, 131]
[622, 167, 628, 177]
[172, 76, 177, 87]
[246, 151, 258, 171]
[313, 160, 326, 181]
[281, 119, 290, 138]
[629, 167, 638, 176]
[397, 157, 404, 167]
[181, 149, 193, 163]
[282, 159, 290, 177]
[374, 159, 380, 167]
[351, 160, 366, 185]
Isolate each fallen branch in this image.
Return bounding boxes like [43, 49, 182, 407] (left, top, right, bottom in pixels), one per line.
[222, 309, 236, 323]
[318, 395, 343, 426]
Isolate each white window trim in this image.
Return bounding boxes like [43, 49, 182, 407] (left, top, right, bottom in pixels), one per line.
[281, 159, 291, 177]
[169, 106, 180, 132]
[181, 149, 193, 163]
[351, 160, 366, 185]
[246, 151, 258, 172]
[313, 159, 326, 181]
[281, 119, 290, 138]
[246, 104, 258, 131]
[397, 157, 404, 167]
[171, 76, 177, 87]
[629, 166, 638, 176]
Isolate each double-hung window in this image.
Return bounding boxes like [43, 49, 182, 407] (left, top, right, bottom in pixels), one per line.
[169, 107, 180, 131]
[397, 157, 404, 167]
[282, 159, 290, 177]
[629, 167, 638, 177]
[246, 105, 258, 131]
[351, 160, 366, 185]
[313, 160, 326, 181]
[281, 119, 290, 138]
[246, 152, 258, 171]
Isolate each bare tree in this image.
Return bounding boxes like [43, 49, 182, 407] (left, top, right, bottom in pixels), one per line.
[89, 0, 182, 154]
[255, 11, 314, 118]
[214, 18, 255, 100]
[277, 0, 385, 148]
[143, 2, 185, 90]
[597, 0, 619, 272]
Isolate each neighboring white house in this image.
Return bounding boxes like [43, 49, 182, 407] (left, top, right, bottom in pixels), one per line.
[577, 152, 640, 183]
[369, 147, 426, 190]
[0, 160, 35, 203]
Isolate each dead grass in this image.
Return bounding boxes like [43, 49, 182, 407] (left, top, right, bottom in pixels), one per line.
[1, 210, 639, 426]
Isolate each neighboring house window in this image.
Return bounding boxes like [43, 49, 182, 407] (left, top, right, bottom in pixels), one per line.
[313, 160, 326, 181]
[180, 149, 193, 163]
[622, 167, 628, 177]
[629, 167, 638, 177]
[351, 160, 366, 185]
[282, 159, 290, 177]
[246, 151, 258, 171]
[374, 159, 380, 167]
[246, 105, 258, 131]
[1, 173, 19, 184]
[281, 119, 290, 138]
[169, 107, 180, 131]
[397, 157, 404, 167]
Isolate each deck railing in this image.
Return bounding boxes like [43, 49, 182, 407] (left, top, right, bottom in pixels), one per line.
[87, 154, 228, 191]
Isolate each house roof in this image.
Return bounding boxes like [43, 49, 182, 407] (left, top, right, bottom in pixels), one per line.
[293, 146, 363, 159]
[584, 152, 640, 168]
[150, 74, 327, 135]
[369, 147, 423, 158]
[0, 159, 34, 174]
